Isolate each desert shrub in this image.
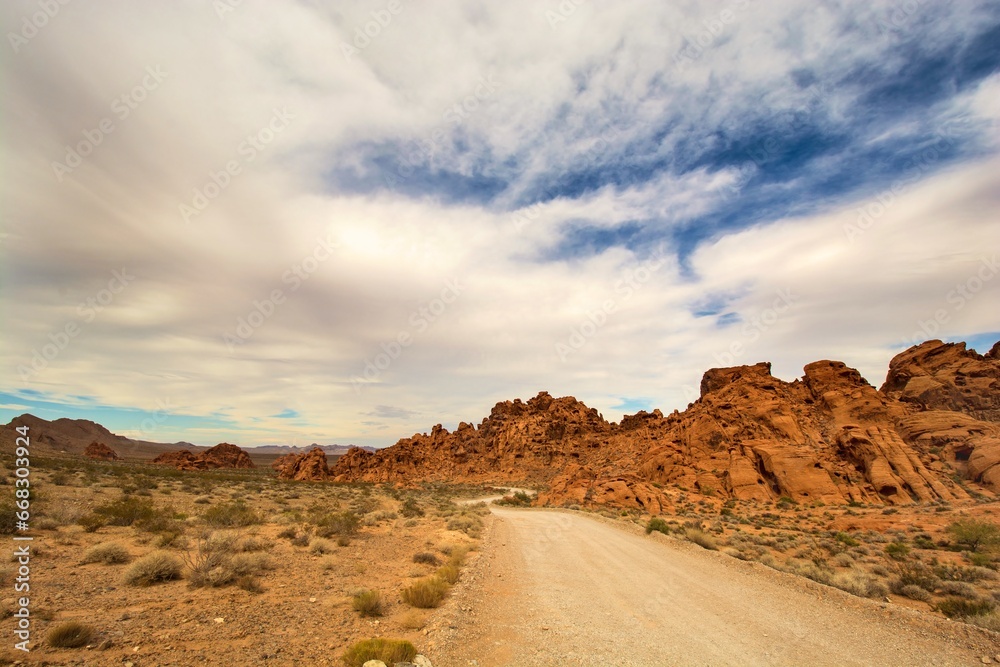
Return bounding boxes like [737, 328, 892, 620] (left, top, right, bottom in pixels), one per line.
[45, 621, 94, 648]
[884, 542, 910, 560]
[934, 563, 996, 583]
[446, 545, 469, 567]
[968, 552, 995, 568]
[935, 596, 995, 618]
[352, 589, 383, 617]
[947, 519, 1000, 553]
[337, 535, 351, 547]
[646, 517, 670, 535]
[413, 552, 439, 566]
[938, 580, 976, 597]
[123, 551, 182, 586]
[898, 584, 932, 602]
[891, 561, 939, 593]
[831, 570, 889, 599]
[495, 491, 532, 507]
[77, 513, 107, 533]
[437, 564, 460, 585]
[400, 497, 424, 518]
[831, 552, 855, 568]
[202, 500, 261, 528]
[239, 536, 271, 552]
[785, 560, 833, 586]
[913, 533, 936, 549]
[94, 496, 157, 527]
[401, 577, 449, 608]
[446, 515, 483, 538]
[685, 528, 718, 550]
[277, 526, 298, 540]
[833, 531, 859, 547]
[314, 511, 359, 538]
[399, 609, 426, 630]
[291, 533, 310, 547]
[342, 638, 416, 667]
[236, 575, 264, 594]
[230, 553, 273, 576]
[966, 612, 1000, 632]
[311, 538, 335, 555]
[81, 542, 131, 565]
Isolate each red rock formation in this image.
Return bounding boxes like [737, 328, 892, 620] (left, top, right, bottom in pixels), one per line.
[200, 443, 255, 469]
[882, 339, 1000, 422]
[152, 443, 255, 470]
[275, 447, 331, 481]
[83, 441, 120, 461]
[330, 340, 998, 510]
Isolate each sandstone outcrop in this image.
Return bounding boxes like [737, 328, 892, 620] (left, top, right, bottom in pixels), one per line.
[333, 339, 999, 510]
[152, 443, 255, 470]
[275, 447, 332, 481]
[83, 441, 120, 461]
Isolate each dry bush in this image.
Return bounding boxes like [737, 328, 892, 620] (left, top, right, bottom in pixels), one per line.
[352, 589, 383, 617]
[45, 621, 94, 648]
[412, 552, 439, 566]
[401, 577, 448, 608]
[398, 609, 426, 630]
[685, 528, 718, 550]
[81, 542, 131, 565]
[310, 538, 335, 555]
[831, 570, 889, 599]
[437, 564, 460, 585]
[897, 584, 932, 602]
[230, 553, 273, 576]
[123, 551, 182, 586]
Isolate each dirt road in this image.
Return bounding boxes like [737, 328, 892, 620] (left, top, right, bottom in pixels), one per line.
[429, 508, 997, 666]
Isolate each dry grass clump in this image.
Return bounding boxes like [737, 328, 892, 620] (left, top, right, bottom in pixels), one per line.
[45, 621, 95, 648]
[352, 589, 383, 617]
[81, 542, 131, 565]
[123, 551, 182, 586]
[401, 576, 449, 608]
[310, 538, 335, 555]
[412, 552, 439, 566]
[685, 528, 718, 550]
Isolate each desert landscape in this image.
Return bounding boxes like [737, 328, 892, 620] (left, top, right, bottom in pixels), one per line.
[4, 1, 1000, 665]
[2, 338, 999, 665]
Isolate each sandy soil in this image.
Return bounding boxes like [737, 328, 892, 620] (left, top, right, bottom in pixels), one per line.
[428, 508, 999, 667]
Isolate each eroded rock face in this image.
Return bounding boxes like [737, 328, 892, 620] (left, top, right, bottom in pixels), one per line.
[152, 443, 255, 470]
[275, 447, 331, 481]
[882, 340, 1000, 422]
[331, 340, 999, 509]
[83, 441, 120, 461]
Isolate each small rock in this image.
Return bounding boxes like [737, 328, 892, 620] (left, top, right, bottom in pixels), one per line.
[309, 597, 317, 603]
[981, 658, 991, 665]
[214, 618, 225, 624]
[413, 656, 433, 667]
[98, 639, 113, 650]
[362, 661, 387, 667]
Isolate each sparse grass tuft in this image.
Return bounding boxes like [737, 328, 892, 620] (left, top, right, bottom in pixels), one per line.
[935, 596, 995, 618]
[81, 542, 131, 565]
[646, 517, 670, 535]
[352, 589, 383, 617]
[401, 576, 449, 608]
[685, 528, 718, 550]
[123, 551, 182, 586]
[310, 538, 335, 555]
[202, 500, 262, 528]
[413, 552, 439, 566]
[45, 621, 95, 648]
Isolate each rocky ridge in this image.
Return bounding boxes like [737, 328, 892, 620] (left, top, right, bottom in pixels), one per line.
[152, 442, 255, 470]
[332, 339, 1000, 512]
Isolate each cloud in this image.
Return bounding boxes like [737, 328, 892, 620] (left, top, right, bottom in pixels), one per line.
[1, 0, 998, 447]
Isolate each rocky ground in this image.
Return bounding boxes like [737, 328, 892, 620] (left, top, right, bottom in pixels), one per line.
[0, 457, 490, 666]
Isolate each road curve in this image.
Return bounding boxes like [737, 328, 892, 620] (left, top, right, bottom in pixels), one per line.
[429, 508, 997, 667]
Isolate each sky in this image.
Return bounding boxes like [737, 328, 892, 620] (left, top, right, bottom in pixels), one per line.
[1, 1, 999, 449]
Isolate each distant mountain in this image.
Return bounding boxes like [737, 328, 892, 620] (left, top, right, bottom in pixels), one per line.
[250, 443, 375, 456]
[0, 413, 202, 459]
